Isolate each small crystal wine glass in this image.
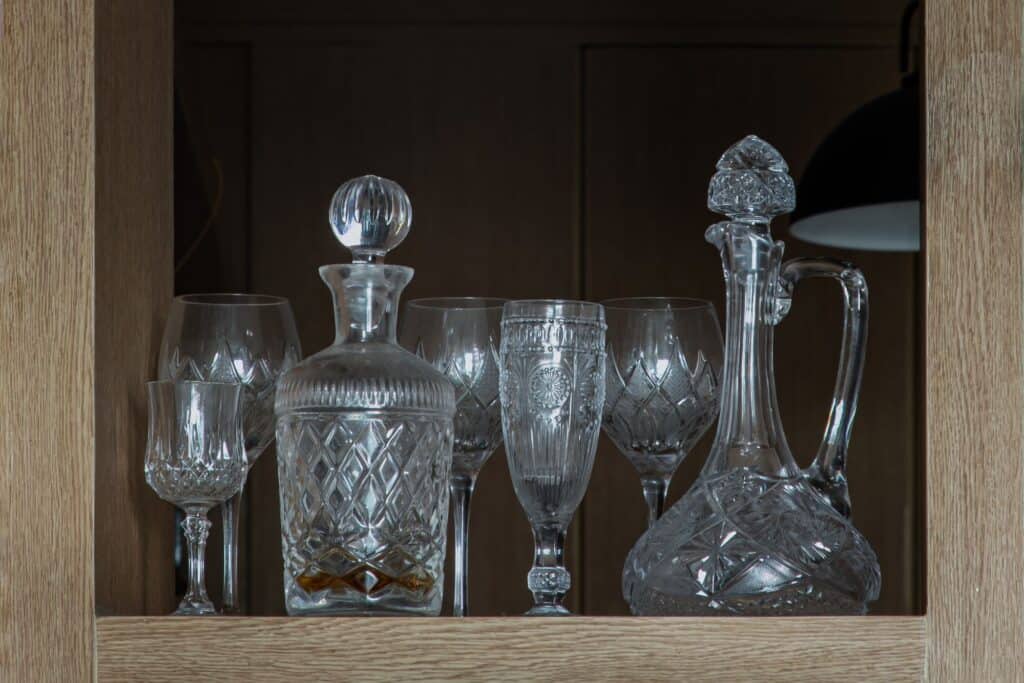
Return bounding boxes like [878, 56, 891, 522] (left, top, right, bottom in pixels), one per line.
[499, 300, 605, 616]
[400, 297, 505, 617]
[145, 380, 247, 616]
[158, 293, 301, 614]
[602, 297, 722, 527]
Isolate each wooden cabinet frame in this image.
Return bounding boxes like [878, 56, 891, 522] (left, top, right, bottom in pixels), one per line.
[1, 0, 1018, 679]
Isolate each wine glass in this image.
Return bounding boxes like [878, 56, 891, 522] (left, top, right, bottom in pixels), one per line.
[400, 297, 505, 617]
[158, 294, 301, 613]
[499, 300, 605, 616]
[145, 381, 247, 616]
[601, 297, 723, 527]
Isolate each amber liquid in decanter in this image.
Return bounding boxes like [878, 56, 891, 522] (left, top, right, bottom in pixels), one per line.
[274, 175, 455, 616]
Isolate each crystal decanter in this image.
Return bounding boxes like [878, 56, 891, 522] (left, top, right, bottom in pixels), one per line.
[623, 136, 880, 615]
[275, 175, 455, 615]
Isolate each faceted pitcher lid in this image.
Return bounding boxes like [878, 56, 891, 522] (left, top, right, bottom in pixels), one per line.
[708, 135, 795, 224]
[328, 174, 412, 263]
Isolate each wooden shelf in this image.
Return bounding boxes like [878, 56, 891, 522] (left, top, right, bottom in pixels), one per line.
[4, 0, 1024, 680]
[97, 615, 924, 682]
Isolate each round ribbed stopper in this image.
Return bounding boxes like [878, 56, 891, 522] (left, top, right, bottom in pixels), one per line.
[328, 175, 412, 263]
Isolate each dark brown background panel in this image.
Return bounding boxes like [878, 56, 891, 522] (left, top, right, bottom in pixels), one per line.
[176, 0, 905, 29]
[172, 0, 918, 618]
[582, 46, 915, 614]
[244, 43, 578, 615]
[173, 43, 252, 610]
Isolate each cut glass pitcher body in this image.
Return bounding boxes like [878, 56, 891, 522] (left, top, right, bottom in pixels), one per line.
[623, 136, 881, 616]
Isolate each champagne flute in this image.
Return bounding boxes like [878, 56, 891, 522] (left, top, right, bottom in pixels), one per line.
[499, 300, 605, 615]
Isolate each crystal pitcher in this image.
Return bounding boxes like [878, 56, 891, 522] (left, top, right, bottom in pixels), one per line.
[623, 136, 880, 615]
[275, 175, 455, 616]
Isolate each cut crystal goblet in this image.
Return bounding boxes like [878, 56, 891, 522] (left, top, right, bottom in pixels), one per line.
[144, 380, 247, 616]
[601, 297, 722, 527]
[158, 293, 301, 613]
[400, 297, 505, 617]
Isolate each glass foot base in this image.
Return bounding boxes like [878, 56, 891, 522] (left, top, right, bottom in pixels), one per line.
[173, 599, 217, 616]
[525, 604, 572, 616]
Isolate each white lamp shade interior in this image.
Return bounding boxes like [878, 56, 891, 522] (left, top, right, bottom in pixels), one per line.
[789, 200, 920, 252]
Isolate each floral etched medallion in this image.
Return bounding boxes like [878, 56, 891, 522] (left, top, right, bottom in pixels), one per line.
[529, 365, 571, 409]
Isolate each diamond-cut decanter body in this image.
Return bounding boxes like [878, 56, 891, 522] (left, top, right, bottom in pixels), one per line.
[275, 176, 455, 615]
[623, 136, 881, 615]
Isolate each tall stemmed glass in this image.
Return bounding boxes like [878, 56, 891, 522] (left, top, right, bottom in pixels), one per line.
[499, 300, 606, 616]
[602, 298, 723, 527]
[400, 297, 505, 617]
[158, 294, 301, 613]
[145, 381, 247, 616]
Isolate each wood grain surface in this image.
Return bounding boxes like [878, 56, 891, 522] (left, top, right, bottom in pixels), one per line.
[94, 0, 175, 617]
[97, 615, 924, 682]
[0, 0, 96, 679]
[924, 0, 1024, 679]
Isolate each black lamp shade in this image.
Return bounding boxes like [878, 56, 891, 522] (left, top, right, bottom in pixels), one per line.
[790, 76, 920, 252]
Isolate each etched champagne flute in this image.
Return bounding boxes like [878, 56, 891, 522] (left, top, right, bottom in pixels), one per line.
[601, 298, 723, 527]
[158, 294, 301, 613]
[400, 297, 505, 617]
[145, 381, 247, 616]
[499, 300, 606, 616]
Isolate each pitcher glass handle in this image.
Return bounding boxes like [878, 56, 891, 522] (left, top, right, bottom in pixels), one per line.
[777, 257, 868, 518]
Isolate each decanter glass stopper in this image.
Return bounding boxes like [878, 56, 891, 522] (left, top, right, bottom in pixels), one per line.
[707, 134, 796, 226]
[329, 174, 412, 263]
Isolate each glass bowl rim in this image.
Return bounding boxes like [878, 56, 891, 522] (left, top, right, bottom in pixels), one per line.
[407, 297, 508, 311]
[174, 293, 290, 307]
[502, 299, 605, 320]
[145, 379, 243, 388]
[601, 296, 715, 312]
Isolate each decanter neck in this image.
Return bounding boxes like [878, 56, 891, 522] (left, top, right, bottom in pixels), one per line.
[704, 221, 798, 477]
[319, 264, 412, 344]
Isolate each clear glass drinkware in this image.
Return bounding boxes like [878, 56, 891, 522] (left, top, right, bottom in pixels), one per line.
[158, 293, 301, 614]
[623, 136, 880, 616]
[144, 380, 247, 616]
[400, 297, 505, 617]
[500, 300, 606, 615]
[601, 297, 723, 527]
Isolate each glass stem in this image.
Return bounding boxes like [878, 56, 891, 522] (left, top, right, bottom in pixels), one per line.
[527, 523, 570, 612]
[640, 476, 669, 528]
[221, 491, 241, 614]
[181, 511, 213, 611]
[450, 473, 477, 617]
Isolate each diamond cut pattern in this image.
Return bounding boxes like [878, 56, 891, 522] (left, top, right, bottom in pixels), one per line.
[414, 339, 502, 457]
[603, 343, 719, 475]
[277, 414, 452, 604]
[163, 340, 300, 459]
[624, 468, 880, 616]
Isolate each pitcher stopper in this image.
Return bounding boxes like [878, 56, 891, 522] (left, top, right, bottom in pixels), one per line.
[708, 135, 795, 224]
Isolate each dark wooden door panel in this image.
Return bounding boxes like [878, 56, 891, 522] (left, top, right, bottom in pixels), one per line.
[582, 46, 916, 614]
[176, 0, 905, 30]
[173, 4, 917, 617]
[245, 43, 579, 615]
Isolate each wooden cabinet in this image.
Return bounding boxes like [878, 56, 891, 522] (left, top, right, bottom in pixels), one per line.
[1, 0, 1021, 680]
